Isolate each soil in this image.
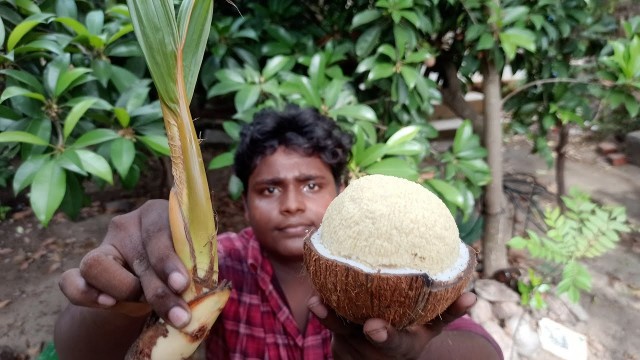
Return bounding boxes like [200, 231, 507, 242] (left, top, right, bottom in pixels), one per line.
[0, 138, 639, 359]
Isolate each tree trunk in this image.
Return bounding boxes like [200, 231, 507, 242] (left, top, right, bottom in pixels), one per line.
[440, 61, 483, 135]
[481, 58, 508, 278]
[555, 124, 570, 211]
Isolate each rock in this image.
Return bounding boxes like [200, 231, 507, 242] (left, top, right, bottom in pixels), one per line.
[606, 152, 627, 166]
[597, 141, 618, 155]
[505, 313, 541, 356]
[475, 279, 521, 303]
[545, 296, 573, 323]
[493, 301, 524, 321]
[559, 294, 589, 322]
[625, 130, 640, 166]
[481, 321, 515, 360]
[469, 297, 495, 324]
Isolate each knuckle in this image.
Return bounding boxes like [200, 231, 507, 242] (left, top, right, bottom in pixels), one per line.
[146, 286, 171, 306]
[107, 214, 133, 236]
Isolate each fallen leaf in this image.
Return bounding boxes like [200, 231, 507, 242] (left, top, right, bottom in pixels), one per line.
[0, 299, 10, 309]
[48, 262, 61, 273]
[0, 248, 13, 256]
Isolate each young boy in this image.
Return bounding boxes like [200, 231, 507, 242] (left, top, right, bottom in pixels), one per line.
[55, 106, 502, 359]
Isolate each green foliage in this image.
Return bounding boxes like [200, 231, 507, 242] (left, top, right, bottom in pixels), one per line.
[517, 268, 551, 310]
[508, 188, 631, 304]
[203, 0, 492, 217]
[0, 0, 167, 225]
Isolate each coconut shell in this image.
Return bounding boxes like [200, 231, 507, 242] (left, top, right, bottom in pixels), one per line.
[303, 235, 477, 329]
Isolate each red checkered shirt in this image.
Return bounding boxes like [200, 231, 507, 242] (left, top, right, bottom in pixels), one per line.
[206, 228, 332, 360]
[205, 228, 502, 360]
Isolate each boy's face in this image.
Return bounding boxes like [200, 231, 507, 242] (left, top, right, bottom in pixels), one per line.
[244, 146, 339, 262]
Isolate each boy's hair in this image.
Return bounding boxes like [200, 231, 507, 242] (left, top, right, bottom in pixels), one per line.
[234, 105, 353, 190]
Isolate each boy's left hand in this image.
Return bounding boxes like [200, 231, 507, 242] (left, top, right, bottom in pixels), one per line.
[308, 292, 477, 359]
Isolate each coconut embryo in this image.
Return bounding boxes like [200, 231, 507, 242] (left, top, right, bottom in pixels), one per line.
[303, 174, 476, 328]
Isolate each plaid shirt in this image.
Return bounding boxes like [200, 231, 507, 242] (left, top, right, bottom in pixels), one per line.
[206, 228, 502, 360]
[206, 228, 331, 360]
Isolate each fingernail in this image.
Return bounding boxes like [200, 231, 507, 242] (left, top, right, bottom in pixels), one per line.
[307, 297, 328, 319]
[97, 294, 116, 306]
[168, 272, 188, 292]
[366, 327, 388, 343]
[168, 307, 190, 328]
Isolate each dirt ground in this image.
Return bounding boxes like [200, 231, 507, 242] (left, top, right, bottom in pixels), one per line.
[0, 137, 639, 359]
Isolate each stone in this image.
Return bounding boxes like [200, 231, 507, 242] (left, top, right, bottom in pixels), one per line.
[559, 294, 589, 322]
[469, 297, 495, 324]
[504, 313, 541, 356]
[474, 279, 521, 303]
[493, 301, 524, 320]
[626, 130, 640, 166]
[481, 320, 515, 359]
[606, 152, 627, 166]
[597, 141, 618, 155]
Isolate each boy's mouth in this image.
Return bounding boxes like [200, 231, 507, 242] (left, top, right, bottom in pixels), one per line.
[277, 224, 313, 236]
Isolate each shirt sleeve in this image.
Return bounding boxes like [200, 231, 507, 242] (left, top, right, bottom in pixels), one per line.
[443, 315, 504, 360]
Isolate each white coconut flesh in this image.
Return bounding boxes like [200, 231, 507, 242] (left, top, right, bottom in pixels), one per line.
[315, 174, 470, 282]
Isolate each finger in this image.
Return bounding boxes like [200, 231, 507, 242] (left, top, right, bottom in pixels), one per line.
[136, 263, 191, 328]
[426, 292, 477, 332]
[139, 200, 189, 294]
[308, 296, 359, 336]
[79, 245, 142, 301]
[59, 268, 117, 308]
[363, 319, 428, 357]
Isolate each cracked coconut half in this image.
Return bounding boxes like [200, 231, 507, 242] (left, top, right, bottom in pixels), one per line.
[303, 174, 476, 329]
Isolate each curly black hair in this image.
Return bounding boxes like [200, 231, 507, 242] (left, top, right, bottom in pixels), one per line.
[233, 105, 354, 191]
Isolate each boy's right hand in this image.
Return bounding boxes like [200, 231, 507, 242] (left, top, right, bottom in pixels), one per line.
[58, 199, 194, 328]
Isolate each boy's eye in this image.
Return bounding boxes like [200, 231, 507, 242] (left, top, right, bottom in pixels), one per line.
[262, 186, 277, 195]
[306, 182, 318, 191]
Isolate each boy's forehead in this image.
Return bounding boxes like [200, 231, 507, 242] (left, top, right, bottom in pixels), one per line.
[249, 147, 332, 182]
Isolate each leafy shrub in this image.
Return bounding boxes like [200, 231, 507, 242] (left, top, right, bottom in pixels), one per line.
[0, 0, 168, 225]
[508, 188, 631, 304]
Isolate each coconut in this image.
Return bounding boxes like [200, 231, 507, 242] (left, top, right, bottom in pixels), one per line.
[303, 174, 476, 329]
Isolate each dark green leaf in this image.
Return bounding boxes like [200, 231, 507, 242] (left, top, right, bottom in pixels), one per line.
[55, 0, 77, 18]
[0, 130, 49, 146]
[63, 98, 96, 139]
[234, 85, 261, 112]
[137, 134, 170, 156]
[110, 137, 135, 178]
[329, 105, 378, 122]
[427, 179, 464, 208]
[60, 172, 84, 219]
[71, 128, 119, 148]
[400, 66, 419, 89]
[44, 53, 70, 97]
[57, 149, 86, 175]
[222, 121, 241, 141]
[30, 161, 66, 226]
[228, 174, 243, 200]
[76, 149, 113, 184]
[114, 107, 131, 128]
[358, 143, 387, 168]
[0, 69, 45, 93]
[386, 125, 420, 146]
[477, 33, 495, 51]
[13, 155, 49, 194]
[367, 62, 395, 81]
[0, 86, 45, 103]
[85, 10, 104, 35]
[501, 6, 529, 26]
[7, 13, 53, 51]
[365, 157, 419, 181]
[356, 25, 382, 58]
[55, 68, 92, 97]
[262, 55, 292, 80]
[351, 9, 381, 30]
[208, 151, 234, 169]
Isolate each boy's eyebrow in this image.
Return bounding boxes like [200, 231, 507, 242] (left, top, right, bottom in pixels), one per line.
[253, 174, 327, 186]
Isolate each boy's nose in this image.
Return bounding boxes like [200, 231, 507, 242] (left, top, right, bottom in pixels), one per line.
[281, 190, 305, 214]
